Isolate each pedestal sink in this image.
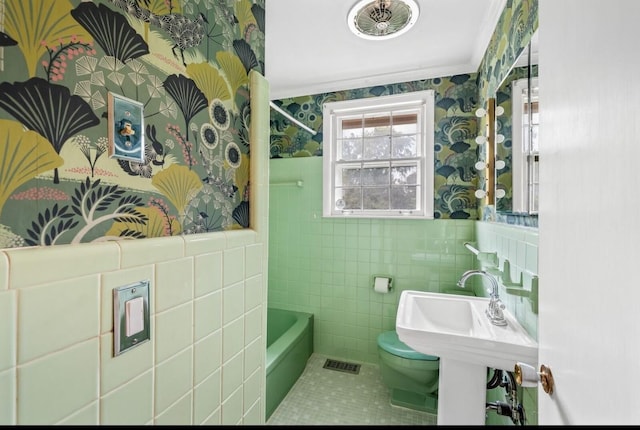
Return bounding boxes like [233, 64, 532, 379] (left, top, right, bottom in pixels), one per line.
[396, 290, 538, 425]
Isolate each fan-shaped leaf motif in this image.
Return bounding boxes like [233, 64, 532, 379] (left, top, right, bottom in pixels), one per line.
[105, 206, 181, 238]
[232, 201, 249, 228]
[163, 74, 208, 140]
[0, 119, 64, 216]
[90, 71, 105, 87]
[5, 0, 93, 77]
[107, 71, 126, 86]
[232, 39, 260, 74]
[216, 51, 249, 98]
[128, 72, 146, 86]
[0, 77, 100, 154]
[74, 80, 93, 101]
[151, 164, 203, 215]
[90, 91, 106, 110]
[75, 56, 98, 76]
[185, 62, 232, 102]
[99, 56, 125, 72]
[70, 2, 149, 63]
[236, 0, 257, 34]
[159, 100, 178, 119]
[250, 3, 265, 32]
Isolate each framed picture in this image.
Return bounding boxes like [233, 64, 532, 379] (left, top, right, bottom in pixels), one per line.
[107, 92, 145, 162]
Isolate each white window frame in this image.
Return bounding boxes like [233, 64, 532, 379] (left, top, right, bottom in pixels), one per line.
[511, 77, 539, 215]
[322, 90, 434, 219]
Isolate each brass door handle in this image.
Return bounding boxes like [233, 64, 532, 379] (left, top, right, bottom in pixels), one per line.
[514, 362, 554, 395]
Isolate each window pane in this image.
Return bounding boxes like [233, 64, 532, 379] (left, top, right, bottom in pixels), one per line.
[391, 185, 417, 210]
[391, 134, 417, 158]
[340, 187, 362, 210]
[363, 136, 390, 159]
[339, 138, 362, 161]
[339, 166, 362, 186]
[391, 165, 417, 185]
[392, 120, 417, 136]
[363, 187, 389, 210]
[362, 166, 389, 185]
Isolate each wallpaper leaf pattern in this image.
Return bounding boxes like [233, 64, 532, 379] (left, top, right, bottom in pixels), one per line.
[5, 0, 93, 77]
[0, 77, 101, 183]
[0, 0, 264, 248]
[71, 2, 150, 63]
[0, 119, 64, 217]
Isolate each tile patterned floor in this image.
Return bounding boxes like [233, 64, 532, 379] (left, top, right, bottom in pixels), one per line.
[266, 353, 437, 426]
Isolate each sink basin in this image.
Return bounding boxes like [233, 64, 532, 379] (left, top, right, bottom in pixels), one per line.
[396, 290, 538, 425]
[396, 290, 537, 370]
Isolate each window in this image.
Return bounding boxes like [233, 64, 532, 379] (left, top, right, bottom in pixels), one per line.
[511, 77, 539, 214]
[322, 90, 434, 219]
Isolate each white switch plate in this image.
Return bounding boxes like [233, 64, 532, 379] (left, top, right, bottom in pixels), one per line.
[113, 280, 150, 356]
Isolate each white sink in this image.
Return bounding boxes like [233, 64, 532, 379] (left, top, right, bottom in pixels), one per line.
[396, 290, 538, 425]
[396, 290, 537, 370]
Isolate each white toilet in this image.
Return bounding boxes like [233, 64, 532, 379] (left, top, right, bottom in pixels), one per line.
[377, 330, 439, 414]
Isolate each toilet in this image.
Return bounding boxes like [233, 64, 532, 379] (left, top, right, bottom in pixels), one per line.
[377, 330, 439, 414]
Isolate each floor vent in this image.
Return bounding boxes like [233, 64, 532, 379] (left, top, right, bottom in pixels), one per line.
[323, 359, 361, 375]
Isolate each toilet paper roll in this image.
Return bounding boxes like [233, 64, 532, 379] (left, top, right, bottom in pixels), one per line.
[373, 277, 391, 293]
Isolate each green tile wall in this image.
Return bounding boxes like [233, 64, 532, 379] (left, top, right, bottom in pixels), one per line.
[268, 157, 476, 364]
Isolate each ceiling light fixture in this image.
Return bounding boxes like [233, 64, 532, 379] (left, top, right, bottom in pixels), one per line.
[347, 0, 420, 41]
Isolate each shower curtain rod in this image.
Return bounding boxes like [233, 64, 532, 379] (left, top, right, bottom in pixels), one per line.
[269, 101, 318, 136]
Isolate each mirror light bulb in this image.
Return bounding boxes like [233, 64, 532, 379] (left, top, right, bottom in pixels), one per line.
[496, 189, 506, 198]
[496, 134, 505, 144]
[495, 160, 506, 170]
[475, 136, 487, 144]
[495, 106, 505, 116]
[475, 189, 486, 198]
[475, 161, 486, 171]
[475, 108, 487, 117]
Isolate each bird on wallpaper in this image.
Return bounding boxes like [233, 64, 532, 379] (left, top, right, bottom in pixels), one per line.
[110, 0, 208, 67]
[0, 31, 17, 47]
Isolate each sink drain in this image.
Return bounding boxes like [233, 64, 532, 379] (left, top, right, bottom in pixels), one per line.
[323, 358, 361, 375]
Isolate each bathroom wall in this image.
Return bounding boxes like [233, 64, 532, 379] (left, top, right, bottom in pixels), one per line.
[269, 157, 476, 364]
[0, 70, 271, 425]
[0, 0, 264, 247]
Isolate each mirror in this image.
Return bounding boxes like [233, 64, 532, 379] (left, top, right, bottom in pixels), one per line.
[495, 30, 539, 215]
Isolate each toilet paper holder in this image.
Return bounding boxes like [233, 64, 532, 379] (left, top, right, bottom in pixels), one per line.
[514, 362, 554, 395]
[372, 275, 393, 293]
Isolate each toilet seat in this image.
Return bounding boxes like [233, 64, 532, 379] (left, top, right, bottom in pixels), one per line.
[377, 330, 438, 361]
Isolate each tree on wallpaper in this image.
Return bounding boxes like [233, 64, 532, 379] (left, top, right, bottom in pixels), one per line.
[0, 120, 64, 217]
[0, 77, 101, 184]
[4, 0, 93, 77]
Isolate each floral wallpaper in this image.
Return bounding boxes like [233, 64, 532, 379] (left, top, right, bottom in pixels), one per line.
[476, 0, 538, 227]
[0, 0, 265, 248]
[270, 76, 481, 220]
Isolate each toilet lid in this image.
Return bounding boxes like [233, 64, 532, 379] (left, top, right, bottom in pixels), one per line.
[377, 331, 439, 361]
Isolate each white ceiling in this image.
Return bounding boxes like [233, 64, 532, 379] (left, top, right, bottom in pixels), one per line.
[265, 0, 507, 100]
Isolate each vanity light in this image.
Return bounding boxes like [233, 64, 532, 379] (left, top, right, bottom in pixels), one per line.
[475, 161, 487, 171]
[474, 189, 487, 199]
[495, 106, 505, 116]
[495, 160, 506, 170]
[496, 134, 505, 144]
[475, 107, 487, 117]
[475, 135, 487, 144]
[495, 189, 506, 198]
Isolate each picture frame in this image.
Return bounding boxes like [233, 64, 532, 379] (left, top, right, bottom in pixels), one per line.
[107, 92, 145, 162]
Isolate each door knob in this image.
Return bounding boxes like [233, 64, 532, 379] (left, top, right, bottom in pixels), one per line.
[514, 362, 554, 395]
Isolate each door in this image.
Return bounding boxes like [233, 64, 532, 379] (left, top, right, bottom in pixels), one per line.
[538, 0, 640, 424]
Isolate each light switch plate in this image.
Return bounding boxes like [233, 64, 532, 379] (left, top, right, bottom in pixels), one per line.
[113, 280, 150, 356]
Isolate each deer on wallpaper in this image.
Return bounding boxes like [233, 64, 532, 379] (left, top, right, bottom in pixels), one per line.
[110, 0, 208, 67]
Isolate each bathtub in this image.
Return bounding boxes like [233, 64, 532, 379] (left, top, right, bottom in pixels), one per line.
[265, 307, 314, 420]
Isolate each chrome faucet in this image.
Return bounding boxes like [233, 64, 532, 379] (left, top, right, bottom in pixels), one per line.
[457, 269, 507, 326]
